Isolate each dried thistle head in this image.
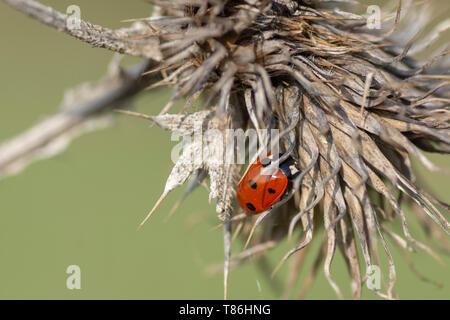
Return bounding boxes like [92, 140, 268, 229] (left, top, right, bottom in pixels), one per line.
[4, 0, 449, 299]
[129, 0, 450, 299]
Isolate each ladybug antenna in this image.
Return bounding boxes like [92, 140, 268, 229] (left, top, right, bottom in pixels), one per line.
[138, 191, 169, 229]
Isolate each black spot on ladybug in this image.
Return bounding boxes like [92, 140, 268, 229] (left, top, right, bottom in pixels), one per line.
[268, 188, 276, 194]
[246, 203, 256, 211]
[261, 158, 271, 167]
[249, 180, 257, 189]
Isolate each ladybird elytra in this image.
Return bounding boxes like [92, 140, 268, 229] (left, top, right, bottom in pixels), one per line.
[237, 154, 297, 214]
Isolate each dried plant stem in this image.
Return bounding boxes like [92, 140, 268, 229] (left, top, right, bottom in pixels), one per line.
[3, 0, 162, 59]
[0, 59, 158, 180]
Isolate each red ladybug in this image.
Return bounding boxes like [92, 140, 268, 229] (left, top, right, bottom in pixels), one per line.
[237, 154, 298, 214]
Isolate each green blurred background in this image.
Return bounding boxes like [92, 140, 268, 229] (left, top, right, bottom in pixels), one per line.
[0, 0, 448, 299]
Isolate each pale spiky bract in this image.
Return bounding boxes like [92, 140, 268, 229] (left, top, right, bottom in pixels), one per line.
[4, 0, 449, 299]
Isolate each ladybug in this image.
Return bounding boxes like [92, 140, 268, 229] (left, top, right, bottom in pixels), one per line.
[237, 154, 299, 214]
